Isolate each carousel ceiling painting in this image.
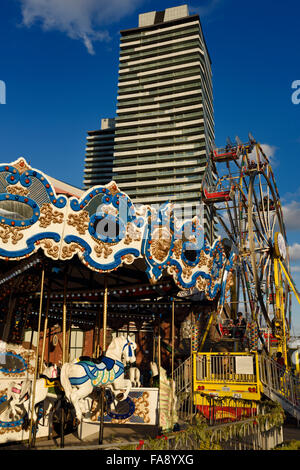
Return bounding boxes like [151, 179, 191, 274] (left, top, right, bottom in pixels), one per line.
[0, 158, 235, 299]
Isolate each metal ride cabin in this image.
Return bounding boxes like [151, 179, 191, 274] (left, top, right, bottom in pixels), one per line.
[193, 133, 300, 421]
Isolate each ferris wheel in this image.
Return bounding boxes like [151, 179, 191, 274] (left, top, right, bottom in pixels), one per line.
[201, 134, 291, 355]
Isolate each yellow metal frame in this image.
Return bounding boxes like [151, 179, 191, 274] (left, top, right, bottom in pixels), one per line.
[198, 313, 214, 352]
[278, 258, 300, 306]
[273, 232, 300, 366]
[191, 232, 300, 409]
[274, 257, 288, 364]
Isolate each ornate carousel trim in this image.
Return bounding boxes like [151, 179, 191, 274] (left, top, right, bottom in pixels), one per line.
[0, 158, 236, 299]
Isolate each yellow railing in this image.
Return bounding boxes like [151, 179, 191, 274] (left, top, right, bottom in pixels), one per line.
[194, 352, 259, 383]
[193, 352, 261, 402]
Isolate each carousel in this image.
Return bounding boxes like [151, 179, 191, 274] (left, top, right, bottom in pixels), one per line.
[2, 135, 298, 448]
[0, 156, 234, 446]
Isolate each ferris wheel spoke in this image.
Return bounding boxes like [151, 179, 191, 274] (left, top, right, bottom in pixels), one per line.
[225, 201, 238, 239]
[241, 262, 256, 317]
[239, 264, 250, 317]
[258, 252, 269, 279]
[266, 175, 272, 236]
[265, 260, 272, 317]
[260, 255, 272, 317]
[252, 184, 269, 241]
[214, 209, 236, 246]
[249, 188, 269, 246]
[258, 173, 270, 235]
[252, 228, 266, 250]
[270, 211, 278, 238]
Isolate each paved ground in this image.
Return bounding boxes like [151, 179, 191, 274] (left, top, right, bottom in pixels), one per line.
[282, 417, 300, 442]
[1, 418, 299, 450]
[0, 424, 159, 450]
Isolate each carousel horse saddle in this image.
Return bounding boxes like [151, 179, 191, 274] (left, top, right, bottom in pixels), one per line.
[79, 355, 103, 365]
[39, 374, 59, 384]
[78, 356, 115, 371]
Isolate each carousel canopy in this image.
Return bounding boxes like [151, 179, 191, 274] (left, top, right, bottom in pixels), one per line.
[0, 158, 235, 301]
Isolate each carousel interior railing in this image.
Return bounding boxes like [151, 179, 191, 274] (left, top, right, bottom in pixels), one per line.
[173, 356, 195, 424]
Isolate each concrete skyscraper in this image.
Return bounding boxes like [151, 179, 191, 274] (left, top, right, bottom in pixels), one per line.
[113, 5, 215, 228]
[83, 118, 115, 190]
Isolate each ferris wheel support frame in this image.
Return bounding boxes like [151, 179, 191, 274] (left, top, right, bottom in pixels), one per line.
[204, 137, 298, 361]
[274, 257, 288, 365]
[272, 232, 300, 365]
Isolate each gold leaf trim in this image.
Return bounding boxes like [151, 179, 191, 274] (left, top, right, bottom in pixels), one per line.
[6, 185, 29, 197]
[0, 224, 24, 245]
[67, 211, 89, 235]
[39, 203, 64, 228]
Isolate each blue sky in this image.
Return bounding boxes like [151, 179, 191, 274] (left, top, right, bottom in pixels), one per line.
[0, 0, 300, 333]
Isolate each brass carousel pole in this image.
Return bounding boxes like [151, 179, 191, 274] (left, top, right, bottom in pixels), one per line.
[157, 312, 161, 432]
[99, 276, 108, 445]
[171, 298, 175, 428]
[102, 277, 108, 351]
[28, 268, 45, 448]
[190, 310, 194, 424]
[171, 299, 175, 382]
[153, 327, 156, 363]
[95, 302, 101, 357]
[158, 318, 161, 371]
[40, 286, 51, 374]
[62, 271, 68, 364]
[61, 270, 68, 449]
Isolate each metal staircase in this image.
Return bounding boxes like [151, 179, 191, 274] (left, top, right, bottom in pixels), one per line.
[259, 354, 300, 421]
[175, 353, 300, 423]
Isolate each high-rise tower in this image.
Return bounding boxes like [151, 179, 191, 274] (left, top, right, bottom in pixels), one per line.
[83, 118, 115, 189]
[113, 5, 215, 229]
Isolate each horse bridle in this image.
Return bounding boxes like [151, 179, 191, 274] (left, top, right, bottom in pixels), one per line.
[122, 339, 135, 358]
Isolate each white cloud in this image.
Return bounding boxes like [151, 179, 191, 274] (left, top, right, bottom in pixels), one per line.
[282, 201, 300, 231]
[260, 144, 278, 166]
[248, 143, 278, 167]
[289, 243, 300, 261]
[18, 0, 143, 54]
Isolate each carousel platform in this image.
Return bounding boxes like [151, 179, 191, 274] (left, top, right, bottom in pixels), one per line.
[0, 423, 159, 450]
[78, 387, 159, 441]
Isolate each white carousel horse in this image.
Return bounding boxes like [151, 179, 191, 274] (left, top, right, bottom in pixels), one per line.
[42, 362, 59, 379]
[6, 379, 31, 421]
[5, 363, 61, 424]
[60, 336, 137, 421]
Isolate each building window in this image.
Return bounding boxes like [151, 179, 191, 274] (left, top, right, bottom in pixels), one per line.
[69, 327, 84, 361]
